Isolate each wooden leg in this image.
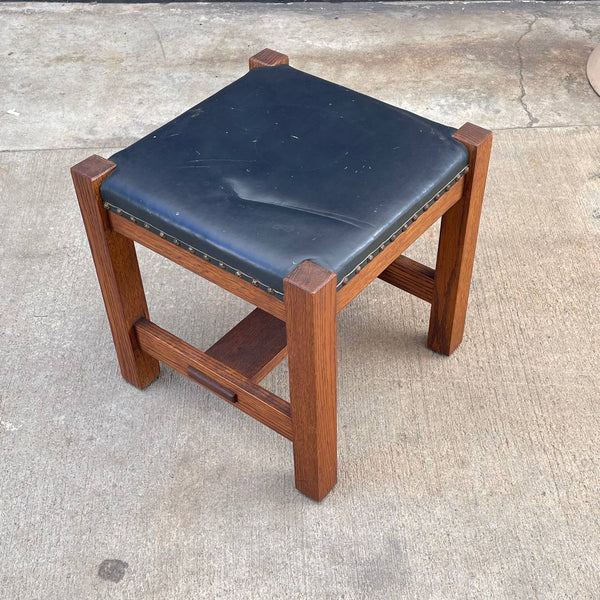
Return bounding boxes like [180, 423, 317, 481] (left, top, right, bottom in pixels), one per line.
[71, 155, 160, 388]
[284, 261, 337, 501]
[427, 123, 493, 356]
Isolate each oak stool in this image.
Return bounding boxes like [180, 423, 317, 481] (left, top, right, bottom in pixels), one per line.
[72, 49, 492, 501]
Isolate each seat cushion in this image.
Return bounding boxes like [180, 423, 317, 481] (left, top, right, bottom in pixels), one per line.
[100, 65, 469, 297]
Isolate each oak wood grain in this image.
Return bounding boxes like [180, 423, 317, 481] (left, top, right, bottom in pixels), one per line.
[249, 48, 289, 70]
[427, 123, 493, 355]
[336, 179, 464, 313]
[186, 366, 238, 403]
[206, 309, 287, 383]
[284, 261, 337, 501]
[135, 318, 293, 440]
[109, 213, 286, 321]
[378, 254, 435, 303]
[71, 155, 160, 388]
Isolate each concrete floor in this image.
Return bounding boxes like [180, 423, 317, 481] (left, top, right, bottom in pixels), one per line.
[1, 2, 599, 598]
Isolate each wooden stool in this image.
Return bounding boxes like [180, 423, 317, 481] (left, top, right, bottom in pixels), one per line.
[72, 49, 492, 501]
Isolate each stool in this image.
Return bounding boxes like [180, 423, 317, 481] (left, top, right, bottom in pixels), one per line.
[71, 49, 492, 501]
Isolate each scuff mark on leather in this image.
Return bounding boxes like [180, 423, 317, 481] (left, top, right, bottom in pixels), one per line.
[225, 178, 373, 229]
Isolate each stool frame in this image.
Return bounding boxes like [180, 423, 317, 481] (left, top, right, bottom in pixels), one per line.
[72, 49, 492, 501]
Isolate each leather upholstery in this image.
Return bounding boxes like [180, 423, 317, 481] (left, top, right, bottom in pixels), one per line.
[100, 65, 469, 297]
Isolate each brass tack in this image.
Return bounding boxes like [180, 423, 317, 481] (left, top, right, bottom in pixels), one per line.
[130, 216, 136, 223]
[235, 270, 242, 277]
[267, 287, 274, 294]
[356, 265, 361, 273]
[252, 279, 259, 286]
[367, 254, 374, 262]
[390, 234, 397, 241]
[218, 261, 225, 268]
[103, 202, 110, 209]
[173, 239, 180, 246]
[116, 208, 122, 215]
[402, 224, 408, 231]
[159, 231, 165, 238]
[188, 246, 194, 252]
[412, 214, 418, 222]
[144, 223, 150, 229]
[202, 253, 208, 260]
[342, 277, 348, 284]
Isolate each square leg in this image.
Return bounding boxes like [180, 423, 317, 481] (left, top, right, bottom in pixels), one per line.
[71, 155, 160, 388]
[427, 123, 493, 356]
[284, 261, 337, 501]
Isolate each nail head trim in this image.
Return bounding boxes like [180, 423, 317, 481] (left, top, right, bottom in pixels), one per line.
[101, 164, 467, 299]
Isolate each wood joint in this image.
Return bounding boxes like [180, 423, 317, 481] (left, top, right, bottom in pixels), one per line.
[336, 179, 464, 313]
[134, 318, 293, 440]
[187, 366, 238, 403]
[378, 255, 435, 303]
[109, 212, 286, 320]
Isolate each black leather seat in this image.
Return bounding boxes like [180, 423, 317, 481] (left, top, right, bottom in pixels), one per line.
[100, 65, 469, 297]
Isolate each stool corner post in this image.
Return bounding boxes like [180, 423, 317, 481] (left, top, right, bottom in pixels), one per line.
[71, 155, 160, 389]
[249, 48, 289, 71]
[428, 122, 492, 356]
[284, 261, 338, 501]
[71, 154, 116, 185]
[453, 122, 493, 151]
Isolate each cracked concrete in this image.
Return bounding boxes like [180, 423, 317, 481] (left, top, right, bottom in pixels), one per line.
[1, 2, 600, 150]
[1, 2, 600, 599]
[515, 15, 539, 128]
[145, 17, 167, 62]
